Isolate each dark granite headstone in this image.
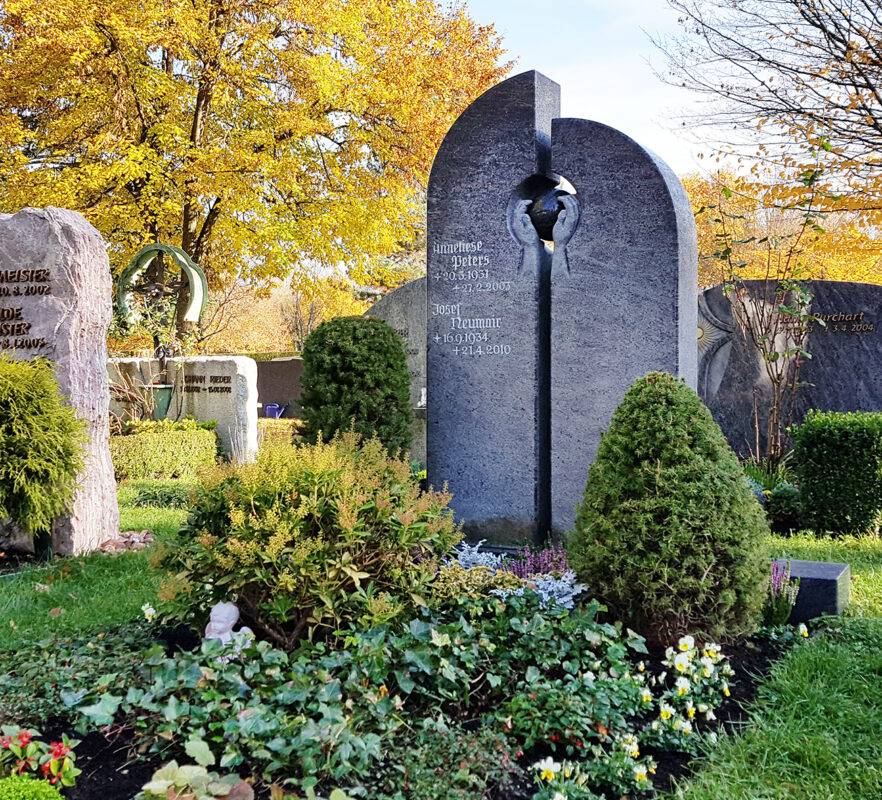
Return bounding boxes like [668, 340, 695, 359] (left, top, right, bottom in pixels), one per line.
[775, 559, 850, 622]
[699, 280, 882, 455]
[427, 71, 698, 545]
[427, 71, 560, 545]
[366, 278, 428, 464]
[548, 121, 697, 534]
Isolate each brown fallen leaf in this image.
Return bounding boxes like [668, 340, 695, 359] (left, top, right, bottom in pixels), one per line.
[48, 607, 64, 618]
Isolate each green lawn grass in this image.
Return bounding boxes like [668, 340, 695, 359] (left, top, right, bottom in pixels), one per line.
[0, 479, 190, 651]
[666, 617, 882, 799]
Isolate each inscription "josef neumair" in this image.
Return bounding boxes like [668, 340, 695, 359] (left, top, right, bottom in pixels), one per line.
[449, 316, 501, 330]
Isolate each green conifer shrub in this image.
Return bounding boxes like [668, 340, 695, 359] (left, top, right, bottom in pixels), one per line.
[0, 356, 86, 539]
[568, 372, 768, 644]
[299, 316, 412, 455]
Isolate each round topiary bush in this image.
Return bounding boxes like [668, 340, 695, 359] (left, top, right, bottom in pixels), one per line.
[0, 356, 86, 541]
[568, 372, 768, 644]
[0, 774, 64, 800]
[299, 316, 413, 455]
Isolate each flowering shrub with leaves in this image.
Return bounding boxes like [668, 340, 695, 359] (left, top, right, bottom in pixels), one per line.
[0, 727, 80, 788]
[503, 542, 569, 579]
[643, 636, 735, 752]
[160, 433, 460, 647]
[453, 540, 587, 609]
[764, 561, 801, 626]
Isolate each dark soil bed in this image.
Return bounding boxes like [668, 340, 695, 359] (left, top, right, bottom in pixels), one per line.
[45, 630, 786, 800]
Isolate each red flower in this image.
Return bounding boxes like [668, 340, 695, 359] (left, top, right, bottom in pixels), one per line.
[50, 743, 69, 759]
[0, 736, 12, 749]
[42, 763, 52, 775]
[16, 731, 32, 746]
[550, 734, 559, 741]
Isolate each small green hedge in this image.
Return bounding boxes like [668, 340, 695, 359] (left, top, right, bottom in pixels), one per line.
[0, 775, 63, 800]
[792, 410, 882, 535]
[110, 429, 218, 480]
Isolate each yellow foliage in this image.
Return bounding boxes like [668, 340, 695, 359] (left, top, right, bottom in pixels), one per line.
[0, 0, 508, 286]
[682, 172, 882, 288]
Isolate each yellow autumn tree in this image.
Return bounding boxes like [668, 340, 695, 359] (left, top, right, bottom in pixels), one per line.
[683, 172, 882, 289]
[0, 0, 508, 287]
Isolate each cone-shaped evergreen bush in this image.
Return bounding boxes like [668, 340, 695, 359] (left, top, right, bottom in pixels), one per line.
[568, 372, 767, 644]
[300, 316, 412, 455]
[0, 356, 86, 536]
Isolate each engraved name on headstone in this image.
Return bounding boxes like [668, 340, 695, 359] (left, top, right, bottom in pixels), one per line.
[699, 279, 882, 455]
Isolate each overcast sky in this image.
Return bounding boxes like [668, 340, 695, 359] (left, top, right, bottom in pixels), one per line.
[462, 0, 708, 177]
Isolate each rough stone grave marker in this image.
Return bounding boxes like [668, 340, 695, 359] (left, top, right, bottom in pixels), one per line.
[427, 71, 697, 545]
[0, 207, 119, 554]
[699, 279, 882, 455]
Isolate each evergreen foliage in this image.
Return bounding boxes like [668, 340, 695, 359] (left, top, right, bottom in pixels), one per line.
[0, 775, 63, 800]
[792, 410, 882, 535]
[109, 428, 218, 480]
[568, 372, 768, 644]
[0, 357, 86, 536]
[299, 316, 413, 455]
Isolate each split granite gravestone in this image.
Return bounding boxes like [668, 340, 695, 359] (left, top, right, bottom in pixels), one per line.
[427, 71, 697, 545]
[699, 279, 882, 455]
[0, 207, 119, 554]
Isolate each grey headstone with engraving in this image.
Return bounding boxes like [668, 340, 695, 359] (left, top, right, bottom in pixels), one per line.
[699, 280, 882, 455]
[0, 207, 119, 554]
[427, 71, 698, 545]
[366, 278, 428, 464]
[427, 71, 560, 545]
[548, 120, 698, 534]
[366, 278, 427, 409]
[109, 355, 258, 461]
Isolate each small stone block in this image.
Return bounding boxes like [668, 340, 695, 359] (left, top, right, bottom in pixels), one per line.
[775, 559, 850, 623]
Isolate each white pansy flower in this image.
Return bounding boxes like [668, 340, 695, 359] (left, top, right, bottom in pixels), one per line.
[534, 757, 561, 782]
[676, 676, 691, 695]
[678, 635, 695, 651]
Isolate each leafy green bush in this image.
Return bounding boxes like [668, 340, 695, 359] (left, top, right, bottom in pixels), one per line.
[362, 723, 518, 800]
[767, 482, 802, 533]
[74, 593, 733, 796]
[110, 425, 218, 480]
[428, 563, 524, 604]
[0, 356, 86, 537]
[132, 482, 193, 509]
[792, 410, 882, 534]
[0, 621, 164, 727]
[299, 316, 412, 455]
[568, 372, 768, 644]
[160, 433, 459, 647]
[136, 762, 253, 800]
[0, 775, 63, 800]
[257, 417, 301, 445]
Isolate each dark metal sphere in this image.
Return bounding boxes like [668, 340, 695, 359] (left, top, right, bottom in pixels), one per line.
[527, 188, 568, 241]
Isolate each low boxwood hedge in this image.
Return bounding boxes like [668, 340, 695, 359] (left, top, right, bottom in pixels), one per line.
[792, 409, 882, 535]
[110, 429, 218, 480]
